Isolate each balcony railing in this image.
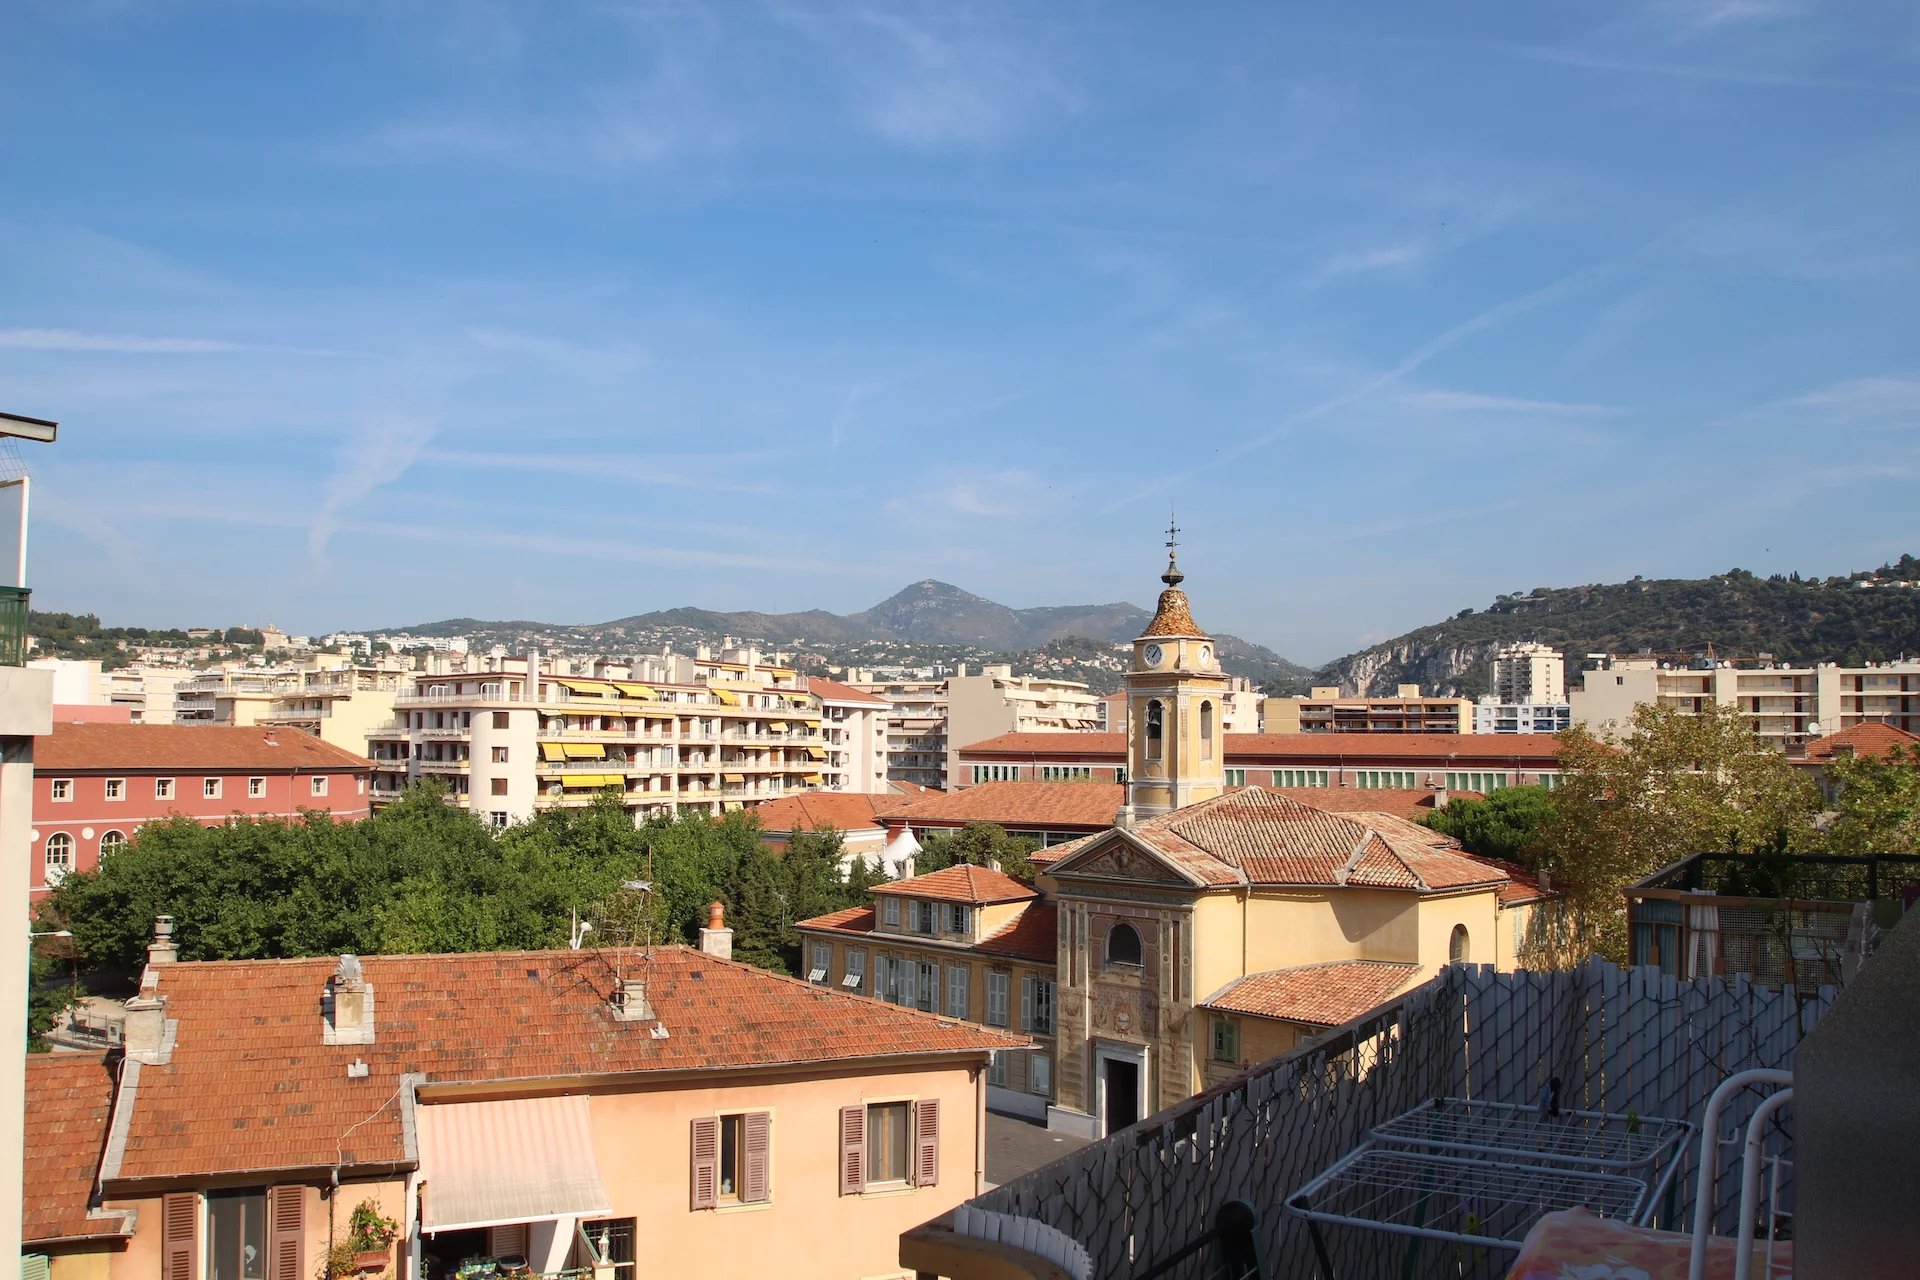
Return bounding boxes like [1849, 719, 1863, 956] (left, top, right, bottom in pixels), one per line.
[0, 586, 28, 666]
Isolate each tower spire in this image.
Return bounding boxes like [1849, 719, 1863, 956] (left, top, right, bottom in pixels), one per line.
[1163, 511, 1184, 586]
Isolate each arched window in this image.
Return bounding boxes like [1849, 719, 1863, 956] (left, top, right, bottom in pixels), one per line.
[1449, 923, 1470, 965]
[45, 833, 74, 886]
[1144, 701, 1163, 761]
[99, 830, 127, 859]
[1200, 700, 1214, 760]
[1107, 921, 1143, 967]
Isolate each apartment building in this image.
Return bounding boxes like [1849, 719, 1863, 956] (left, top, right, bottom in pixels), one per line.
[1492, 641, 1567, 704]
[804, 676, 890, 793]
[1473, 699, 1573, 734]
[30, 722, 373, 896]
[1572, 655, 1920, 749]
[172, 656, 407, 752]
[847, 677, 950, 791]
[944, 664, 1102, 789]
[369, 647, 830, 825]
[25, 915, 1022, 1280]
[1262, 685, 1472, 734]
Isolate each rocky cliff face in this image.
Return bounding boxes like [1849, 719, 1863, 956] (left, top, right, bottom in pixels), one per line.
[1324, 637, 1506, 698]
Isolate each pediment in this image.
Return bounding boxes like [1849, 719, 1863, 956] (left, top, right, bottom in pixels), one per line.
[1050, 831, 1195, 886]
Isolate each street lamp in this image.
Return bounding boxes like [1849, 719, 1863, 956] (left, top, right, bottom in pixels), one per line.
[0, 412, 58, 594]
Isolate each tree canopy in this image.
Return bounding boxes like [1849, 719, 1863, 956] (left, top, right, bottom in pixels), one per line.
[913, 822, 1040, 882]
[1421, 786, 1553, 863]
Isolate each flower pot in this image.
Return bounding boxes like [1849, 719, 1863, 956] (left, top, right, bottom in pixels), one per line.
[353, 1248, 390, 1272]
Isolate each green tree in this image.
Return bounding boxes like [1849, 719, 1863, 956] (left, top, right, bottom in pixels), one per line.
[1822, 742, 1920, 855]
[26, 949, 73, 1052]
[1534, 703, 1824, 960]
[728, 844, 795, 973]
[914, 822, 1039, 881]
[1422, 786, 1554, 863]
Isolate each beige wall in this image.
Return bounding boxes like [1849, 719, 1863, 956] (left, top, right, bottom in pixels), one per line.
[2, 665, 54, 1269]
[44, 1250, 116, 1280]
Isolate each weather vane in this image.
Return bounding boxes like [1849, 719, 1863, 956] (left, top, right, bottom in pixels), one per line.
[1165, 511, 1181, 554]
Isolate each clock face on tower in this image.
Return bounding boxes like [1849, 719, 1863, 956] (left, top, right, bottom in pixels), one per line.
[1199, 645, 1212, 664]
[1142, 643, 1164, 667]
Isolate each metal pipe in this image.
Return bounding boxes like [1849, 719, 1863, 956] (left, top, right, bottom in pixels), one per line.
[1732, 1087, 1793, 1280]
[1689, 1068, 1792, 1280]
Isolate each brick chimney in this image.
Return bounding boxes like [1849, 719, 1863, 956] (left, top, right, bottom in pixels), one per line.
[122, 967, 172, 1064]
[611, 975, 656, 1022]
[699, 901, 733, 961]
[147, 914, 178, 966]
[323, 954, 376, 1045]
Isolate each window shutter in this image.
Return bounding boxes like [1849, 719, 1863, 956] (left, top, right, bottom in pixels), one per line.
[690, 1117, 719, 1210]
[742, 1111, 771, 1204]
[911, 1099, 940, 1188]
[1020, 976, 1034, 1031]
[267, 1186, 305, 1280]
[838, 1105, 866, 1196]
[162, 1192, 198, 1280]
[489, 1225, 528, 1260]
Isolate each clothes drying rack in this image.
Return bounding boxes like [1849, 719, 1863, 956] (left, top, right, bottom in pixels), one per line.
[1288, 1096, 1695, 1273]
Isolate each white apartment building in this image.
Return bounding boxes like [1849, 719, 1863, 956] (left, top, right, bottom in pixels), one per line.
[943, 663, 1103, 790]
[25, 658, 187, 724]
[1491, 642, 1567, 705]
[1572, 655, 1920, 750]
[369, 646, 830, 826]
[804, 677, 891, 793]
[1473, 700, 1573, 735]
[847, 676, 950, 791]
[174, 656, 408, 754]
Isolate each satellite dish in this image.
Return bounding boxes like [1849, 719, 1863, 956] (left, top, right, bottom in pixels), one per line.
[1805, 722, 1822, 738]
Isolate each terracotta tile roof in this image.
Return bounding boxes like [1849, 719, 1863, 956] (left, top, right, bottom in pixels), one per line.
[804, 677, 890, 705]
[1458, 853, 1557, 905]
[109, 946, 1024, 1184]
[795, 904, 876, 935]
[24, 1055, 130, 1246]
[1141, 586, 1208, 639]
[1201, 961, 1421, 1027]
[975, 902, 1057, 963]
[37, 722, 371, 773]
[887, 780, 944, 797]
[1800, 722, 1920, 763]
[868, 863, 1039, 905]
[1265, 787, 1468, 821]
[958, 731, 1563, 763]
[752, 792, 891, 834]
[881, 781, 1124, 829]
[1045, 788, 1511, 893]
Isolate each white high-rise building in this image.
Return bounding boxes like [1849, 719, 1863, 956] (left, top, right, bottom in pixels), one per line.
[1492, 643, 1567, 705]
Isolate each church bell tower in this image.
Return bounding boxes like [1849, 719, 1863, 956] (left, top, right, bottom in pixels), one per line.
[1119, 521, 1229, 823]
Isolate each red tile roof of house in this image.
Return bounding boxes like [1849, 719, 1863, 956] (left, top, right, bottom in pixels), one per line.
[887, 780, 944, 797]
[1201, 960, 1421, 1027]
[37, 722, 371, 773]
[882, 781, 1125, 829]
[796, 904, 876, 935]
[976, 902, 1057, 963]
[108, 946, 1025, 1184]
[959, 731, 1564, 762]
[1457, 853, 1556, 905]
[867, 863, 1038, 905]
[804, 677, 890, 705]
[24, 1055, 132, 1246]
[1041, 787, 1510, 893]
[752, 792, 892, 834]
[1800, 722, 1920, 763]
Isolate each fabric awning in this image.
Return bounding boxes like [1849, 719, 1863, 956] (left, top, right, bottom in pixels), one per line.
[722, 801, 743, 812]
[766, 721, 788, 731]
[418, 1095, 609, 1233]
[804, 774, 825, 785]
[539, 743, 567, 762]
[799, 717, 822, 727]
[710, 687, 741, 706]
[805, 747, 828, 760]
[561, 774, 623, 788]
[614, 682, 657, 699]
[738, 742, 772, 751]
[722, 773, 745, 783]
[556, 678, 617, 697]
[562, 743, 605, 760]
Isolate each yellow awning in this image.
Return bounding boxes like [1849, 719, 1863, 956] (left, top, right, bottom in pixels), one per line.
[722, 801, 743, 812]
[710, 687, 741, 706]
[539, 743, 567, 762]
[805, 747, 827, 760]
[766, 721, 788, 732]
[804, 774, 825, 785]
[556, 677, 617, 697]
[799, 717, 821, 726]
[738, 741, 772, 750]
[561, 774, 623, 789]
[785, 693, 813, 706]
[722, 773, 745, 783]
[613, 682, 657, 699]
[563, 743, 605, 760]
[767, 667, 795, 679]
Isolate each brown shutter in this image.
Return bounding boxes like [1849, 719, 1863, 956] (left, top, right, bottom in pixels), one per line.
[911, 1098, 940, 1188]
[267, 1186, 305, 1280]
[742, 1111, 771, 1204]
[690, 1117, 719, 1210]
[162, 1192, 198, 1280]
[489, 1224, 528, 1259]
[838, 1104, 866, 1197]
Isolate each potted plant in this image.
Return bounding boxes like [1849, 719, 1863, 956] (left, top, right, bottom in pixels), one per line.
[319, 1243, 358, 1280]
[347, 1199, 399, 1272]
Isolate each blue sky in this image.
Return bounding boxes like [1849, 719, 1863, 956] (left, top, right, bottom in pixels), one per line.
[2, 1, 1916, 664]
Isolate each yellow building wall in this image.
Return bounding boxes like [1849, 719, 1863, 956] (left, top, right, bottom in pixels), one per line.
[1239, 890, 1422, 973]
[1189, 893, 1246, 1002]
[45, 1250, 115, 1280]
[1415, 890, 1501, 970]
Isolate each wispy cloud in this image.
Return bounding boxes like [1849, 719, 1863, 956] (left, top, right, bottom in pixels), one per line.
[1772, 376, 1920, 429]
[1651, 0, 1808, 34]
[420, 448, 783, 494]
[1320, 241, 1428, 277]
[1502, 44, 1920, 96]
[0, 328, 241, 354]
[466, 329, 650, 380]
[1397, 390, 1622, 416]
[309, 413, 439, 563]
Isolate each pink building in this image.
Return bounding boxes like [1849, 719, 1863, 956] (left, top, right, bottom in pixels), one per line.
[31, 722, 372, 896]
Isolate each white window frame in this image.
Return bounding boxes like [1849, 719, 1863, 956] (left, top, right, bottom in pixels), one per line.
[882, 896, 900, 926]
[1029, 1052, 1052, 1096]
[50, 779, 72, 803]
[915, 961, 936, 1012]
[311, 775, 329, 797]
[894, 959, 916, 1009]
[103, 778, 125, 802]
[842, 948, 866, 992]
[203, 777, 223, 800]
[155, 778, 175, 800]
[809, 942, 832, 985]
[248, 777, 266, 798]
[98, 829, 127, 858]
[985, 972, 1010, 1027]
[1021, 977, 1055, 1035]
[1224, 768, 1245, 787]
[44, 832, 74, 884]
